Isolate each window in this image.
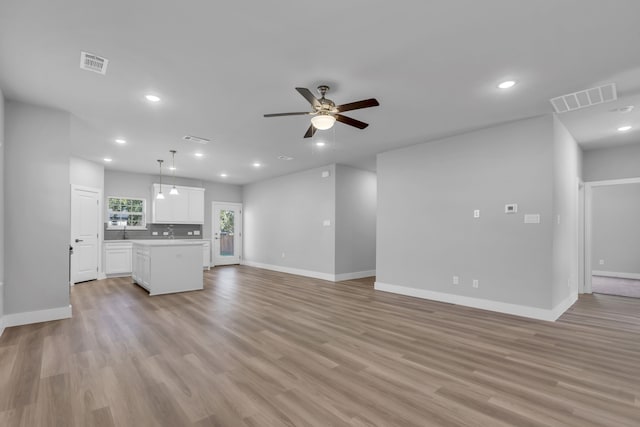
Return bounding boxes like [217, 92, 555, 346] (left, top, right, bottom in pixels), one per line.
[107, 197, 146, 229]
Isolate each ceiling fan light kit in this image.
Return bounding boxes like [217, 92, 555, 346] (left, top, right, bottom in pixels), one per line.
[310, 113, 336, 130]
[265, 85, 380, 138]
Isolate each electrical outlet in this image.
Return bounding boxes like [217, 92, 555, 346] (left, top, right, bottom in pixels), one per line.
[453, 276, 459, 285]
[599, 259, 605, 265]
[163, 232, 169, 236]
[152, 231, 158, 236]
[472, 279, 479, 288]
[473, 210, 480, 218]
[187, 231, 193, 236]
[193, 230, 200, 236]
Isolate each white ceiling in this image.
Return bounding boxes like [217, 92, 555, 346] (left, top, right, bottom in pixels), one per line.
[1, 1, 639, 184]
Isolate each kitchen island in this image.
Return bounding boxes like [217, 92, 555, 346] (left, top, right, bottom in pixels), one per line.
[131, 240, 204, 295]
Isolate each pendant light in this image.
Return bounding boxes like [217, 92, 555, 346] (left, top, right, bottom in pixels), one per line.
[169, 150, 179, 195]
[156, 159, 165, 199]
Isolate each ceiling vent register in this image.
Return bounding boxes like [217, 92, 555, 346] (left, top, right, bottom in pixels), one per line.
[550, 83, 617, 113]
[182, 135, 210, 144]
[79, 51, 109, 75]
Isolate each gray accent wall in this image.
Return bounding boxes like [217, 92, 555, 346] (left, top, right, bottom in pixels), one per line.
[583, 143, 640, 181]
[592, 183, 640, 275]
[551, 116, 582, 307]
[5, 101, 71, 315]
[335, 165, 376, 275]
[243, 165, 337, 275]
[376, 115, 556, 309]
[104, 169, 242, 240]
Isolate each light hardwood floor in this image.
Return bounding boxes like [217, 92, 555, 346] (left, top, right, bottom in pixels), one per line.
[1, 266, 639, 426]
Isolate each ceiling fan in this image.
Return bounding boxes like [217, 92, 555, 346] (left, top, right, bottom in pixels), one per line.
[264, 85, 380, 138]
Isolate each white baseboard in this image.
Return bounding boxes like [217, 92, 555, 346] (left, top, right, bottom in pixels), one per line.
[374, 282, 577, 322]
[551, 292, 579, 320]
[592, 270, 640, 280]
[334, 270, 376, 281]
[241, 260, 335, 282]
[3, 305, 72, 329]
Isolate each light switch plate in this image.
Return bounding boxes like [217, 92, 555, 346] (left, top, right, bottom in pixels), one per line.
[193, 230, 200, 236]
[152, 231, 158, 236]
[322, 219, 331, 227]
[163, 231, 169, 236]
[473, 209, 480, 218]
[187, 231, 193, 235]
[505, 204, 518, 214]
[321, 170, 330, 178]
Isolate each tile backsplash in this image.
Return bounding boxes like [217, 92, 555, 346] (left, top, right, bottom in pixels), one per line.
[104, 223, 203, 240]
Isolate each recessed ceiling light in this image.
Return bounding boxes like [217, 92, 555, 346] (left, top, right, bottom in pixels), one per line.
[115, 139, 126, 144]
[253, 162, 261, 168]
[220, 173, 228, 178]
[498, 80, 517, 89]
[103, 158, 113, 162]
[194, 152, 204, 157]
[145, 94, 161, 102]
[618, 125, 632, 132]
[315, 141, 326, 147]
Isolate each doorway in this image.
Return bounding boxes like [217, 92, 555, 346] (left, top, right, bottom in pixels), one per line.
[585, 178, 640, 297]
[212, 202, 242, 266]
[70, 185, 101, 284]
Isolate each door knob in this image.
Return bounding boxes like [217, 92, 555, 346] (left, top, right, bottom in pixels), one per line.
[75, 238, 83, 243]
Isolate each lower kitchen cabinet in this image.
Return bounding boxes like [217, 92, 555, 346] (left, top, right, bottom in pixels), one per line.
[104, 242, 133, 276]
[104, 240, 210, 277]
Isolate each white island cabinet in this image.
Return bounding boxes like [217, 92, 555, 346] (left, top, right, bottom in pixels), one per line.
[132, 240, 204, 296]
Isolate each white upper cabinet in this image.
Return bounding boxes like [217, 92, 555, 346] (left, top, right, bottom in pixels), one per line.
[188, 187, 205, 223]
[151, 184, 205, 224]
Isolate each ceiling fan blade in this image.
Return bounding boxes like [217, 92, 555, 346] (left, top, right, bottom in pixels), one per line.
[296, 87, 321, 108]
[335, 114, 369, 129]
[303, 124, 317, 138]
[264, 112, 312, 117]
[336, 98, 379, 113]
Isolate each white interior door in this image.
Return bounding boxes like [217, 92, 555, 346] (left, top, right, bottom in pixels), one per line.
[212, 202, 242, 266]
[71, 185, 100, 283]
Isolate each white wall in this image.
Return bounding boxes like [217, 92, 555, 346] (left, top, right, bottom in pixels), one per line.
[592, 183, 640, 276]
[243, 165, 336, 277]
[4, 101, 71, 317]
[0, 88, 5, 325]
[551, 116, 582, 307]
[583, 143, 640, 181]
[335, 165, 376, 277]
[70, 156, 104, 189]
[104, 170, 242, 239]
[376, 116, 557, 316]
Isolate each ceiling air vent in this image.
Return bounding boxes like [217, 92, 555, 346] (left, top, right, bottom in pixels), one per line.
[80, 51, 109, 75]
[550, 83, 617, 113]
[182, 135, 211, 144]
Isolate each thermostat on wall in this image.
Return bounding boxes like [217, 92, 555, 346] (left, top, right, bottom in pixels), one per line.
[505, 203, 518, 214]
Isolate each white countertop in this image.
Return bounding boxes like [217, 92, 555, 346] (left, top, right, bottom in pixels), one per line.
[130, 240, 206, 247]
[105, 239, 209, 244]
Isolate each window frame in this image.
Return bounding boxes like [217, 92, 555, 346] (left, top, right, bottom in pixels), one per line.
[106, 196, 147, 230]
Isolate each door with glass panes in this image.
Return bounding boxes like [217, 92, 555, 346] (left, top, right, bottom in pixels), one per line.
[212, 202, 242, 265]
